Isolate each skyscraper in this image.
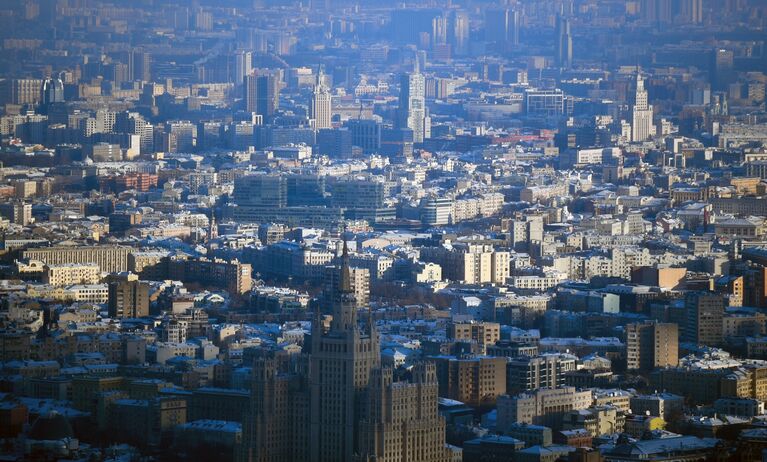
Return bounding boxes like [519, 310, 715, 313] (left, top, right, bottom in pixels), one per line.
[245, 71, 279, 120]
[235, 50, 253, 86]
[41, 77, 64, 106]
[484, 8, 519, 52]
[397, 62, 430, 144]
[555, 12, 573, 69]
[310, 68, 332, 130]
[309, 239, 380, 461]
[631, 73, 655, 141]
[448, 10, 469, 56]
[238, 238, 452, 462]
[485, 9, 509, 44]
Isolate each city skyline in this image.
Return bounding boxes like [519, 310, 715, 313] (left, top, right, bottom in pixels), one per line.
[0, 0, 766, 461]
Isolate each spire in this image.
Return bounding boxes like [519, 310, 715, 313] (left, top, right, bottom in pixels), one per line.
[316, 65, 324, 91]
[340, 229, 352, 293]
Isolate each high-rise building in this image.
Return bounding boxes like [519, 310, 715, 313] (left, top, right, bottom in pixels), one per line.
[322, 264, 370, 308]
[346, 119, 382, 154]
[310, 69, 332, 130]
[684, 292, 724, 346]
[448, 10, 469, 55]
[626, 321, 679, 371]
[485, 9, 508, 44]
[235, 50, 253, 86]
[239, 240, 452, 461]
[555, 12, 573, 69]
[431, 356, 507, 407]
[678, 0, 703, 24]
[245, 72, 279, 120]
[308, 239, 380, 461]
[358, 363, 450, 460]
[711, 49, 735, 91]
[397, 64, 430, 143]
[41, 77, 64, 106]
[107, 272, 150, 318]
[631, 73, 655, 142]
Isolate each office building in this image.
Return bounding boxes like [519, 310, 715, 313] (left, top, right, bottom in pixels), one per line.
[497, 387, 593, 430]
[168, 257, 253, 295]
[431, 356, 507, 407]
[506, 354, 578, 394]
[245, 72, 279, 120]
[107, 272, 150, 318]
[684, 292, 724, 346]
[346, 119, 381, 155]
[41, 77, 64, 106]
[233, 174, 287, 208]
[626, 321, 679, 371]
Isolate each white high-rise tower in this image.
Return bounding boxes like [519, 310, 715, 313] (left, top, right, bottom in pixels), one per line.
[397, 60, 431, 143]
[631, 73, 655, 142]
[310, 68, 332, 130]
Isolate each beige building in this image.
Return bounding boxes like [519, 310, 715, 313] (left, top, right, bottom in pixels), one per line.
[497, 387, 592, 431]
[128, 250, 170, 280]
[714, 217, 766, 238]
[43, 263, 101, 286]
[359, 364, 452, 461]
[432, 356, 507, 408]
[322, 264, 370, 308]
[562, 405, 625, 437]
[421, 243, 509, 284]
[506, 354, 578, 393]
[684, 292, 724, 346]
[23, 246, 132, 273]
[626, 321, 679, 371]
[107, 273, 150, 318]
[168, 257, 252, 295]
[593, 389, 633, 413]
[447, 321, 501, 351]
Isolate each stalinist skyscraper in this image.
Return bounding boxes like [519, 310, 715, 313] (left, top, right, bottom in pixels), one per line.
[397, 59, 431, 143]
[309, 239, 380, 461]
[239, 238, 452, 462]
[310, 67, 332, 130]
[631, 73, 655, 142]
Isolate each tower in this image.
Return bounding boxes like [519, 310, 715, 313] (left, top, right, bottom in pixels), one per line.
[555, 10, 573, 69]
[245, 71, 279, 120]
[309, 237, 380, 462]
[631, 72, 655, 142]
[310, 67, 332, 130]
[41, 76, 64, 106]
[207, 210, 218, 242]
[235, 50, 253, 86]
[397, 60, 430, 143]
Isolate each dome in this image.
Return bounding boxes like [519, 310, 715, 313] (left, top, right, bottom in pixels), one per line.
[28, 412, 74, 441]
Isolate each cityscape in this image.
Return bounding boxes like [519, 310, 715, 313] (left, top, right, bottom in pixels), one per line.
[0, 0, 766, 461]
